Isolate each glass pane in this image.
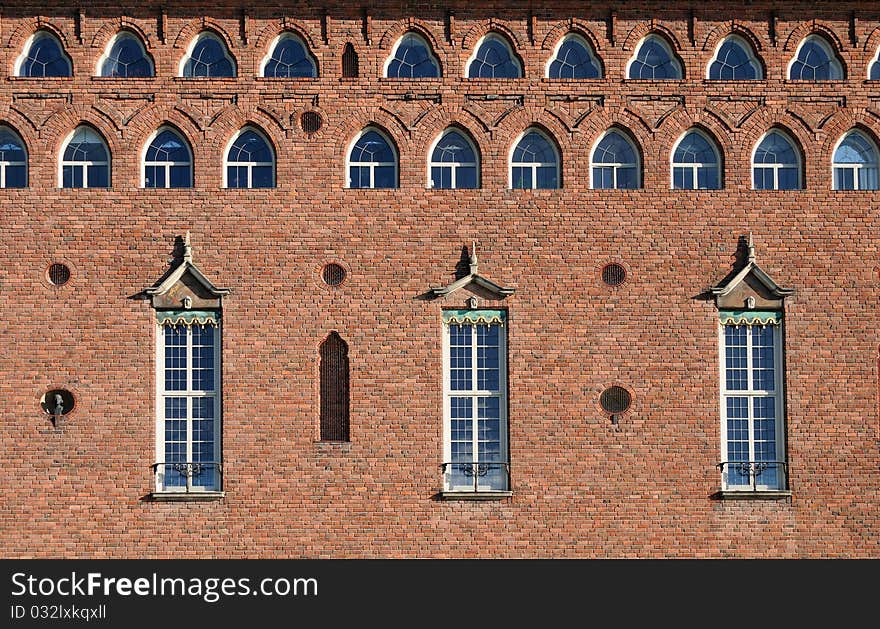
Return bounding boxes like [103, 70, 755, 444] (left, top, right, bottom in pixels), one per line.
[145, 165, 165, 188]
[387, 33, 439, 78]
[753, 167, 772, 190]
[184, 36, 235, 77]
[790, 39, 838, 80]
[349, 165, 369, 189]
[476, 324, 500, 392]
[777, 168, 799, 190]
[228, 130, 273, 164]
[227, 165, 244, 188]
[594, 131, 637, 165]
[448, 396, 474, 489]
[62, 165, 81, 188]
[872, 60, 880, 81]
[192, 397, 216, 488]
[351, 130, 395, 163]
[64, 128, 108, 162]
[673, 167, 691, 190]
[0, 129, 27, 162]
[449, 324, 473, 391]
[834, 167, 853, 190]
[754, 131, 797, 165]
[191, 325, 215, 392]
[674, 131, 718, 165]
[617, 167, 638, 189]
[163, 397, 187, 487]
[432, 131, 476, 164]
[21, 34, 71, 77]
[164, 325, 187, 391]
[251, 165, 274, 188]
[629, 37, 681, 79]
[751, 325, 775, 391]
[548, 37, 601, 79]
[5, 165, 27, 188]
[593, 166, 613, 189]
[477, 397, 505, 490]
[456, 166, 478, 189]
[511, 166, 531, 190]
[431, 165, 451, 189]
[101, 34, 153, 78]
[88, 164, 109, 188]
[859, 166, 879, 190]
[147, 130, 190, 163]
[724, 325, 748, 390]
[468, 36, 521, 78]
[513, 131, 556, 165]
[725, 396, 750, 486]
[170, 165, 192, 188]
[697, 167, 719, 190]
[536, 166, 558, 189]
[264, 35, 317, 78]
[374, 165, 396, 188]
[709, 39, 759, 80]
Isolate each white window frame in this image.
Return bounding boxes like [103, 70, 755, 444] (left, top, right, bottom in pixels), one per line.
[751, 130, 802, 190]
[670, 128, 721, 189]
[155, 322, 222, 493]
[383, 32, 440, 78]
[14, 31, 72, 77]
[178, 31, 237, 77]
[427, 128, 480, 189]
[141, 126, 193, 188]
[544, 33, 603, 79]
[718, 321, 786, 491]
[346, 127, 398, 189]
[465, 33, 522, 78]
[869, 47, 880, 79]
[786, 35, 843, 80]
[0, 126, 27, 188]
[58, 127, 110, 189]
[625, 34, 683, 80]
[223, 127, 275, 189]
[442, 318, 509, 493]
[508, 128, 560, 190]
[590, 129, 641, 189]
[259, 32, 318, 78]
[706, 34, 763, 80]
[95, 31, 154, 77]
[832, 130, 879, 191]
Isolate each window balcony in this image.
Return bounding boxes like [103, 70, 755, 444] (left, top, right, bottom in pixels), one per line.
[716, 461, 791, 499]
[150, 462, 224, 501]
[440, 461, 511, 500]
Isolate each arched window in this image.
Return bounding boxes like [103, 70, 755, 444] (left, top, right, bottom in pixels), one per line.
[708, 35, 762, 80]
[429, 129, 479, 189]
[833, 130, 879, 190]
[385, 32, 440, 78]
[224, 128, 274, 188]
[261, 33, 318, 78]
[144, 127, 193, 188]
[788, 35, 843, 80]
[347, 128, 398, 189]
[591, 129, 640, 189]
[672, 129, 722, 189]
[342, 43, 359, 78]
[870, 49, 880, 80]
[60, 126, 110, 188]
[98, 31, 154, 77]
[466, 33, 522, 78]
[16, 31, 72, 77]
[510, 129, 559, 189]
[752, 130, 802, 190]
[320, 332, 350, 442]
[547, 34, 602, 79]
[627, 35, 682, 79]
[0, 126, 27, 188]
[181, 32, 236, 77]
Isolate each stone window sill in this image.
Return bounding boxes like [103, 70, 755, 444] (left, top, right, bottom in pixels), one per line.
[439, 491, 512, 501]
[147, 491, 226, 502]
[714, 490, 791, 500]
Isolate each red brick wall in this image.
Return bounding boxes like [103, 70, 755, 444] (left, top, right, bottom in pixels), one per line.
[0, 1, 878, 558]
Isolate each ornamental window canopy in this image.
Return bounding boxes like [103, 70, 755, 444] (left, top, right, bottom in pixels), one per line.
[711, 234, 793, 312]
[429, 242, 515, 301]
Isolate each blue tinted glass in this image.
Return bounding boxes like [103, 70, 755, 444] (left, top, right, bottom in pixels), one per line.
[351, 130, 395, 163]
[252, 165, 274, 188]
[674, 132, 718, 164]
[834, 133, 876, 165]
[777, 168, 799, 190]
[147, 130, 190, 163]
[5, 165, 27, 187]
[593, 167, 612, 189]
[64, 129, 109, 162]
[62, 165, 79, 188]
[432, 131, 476, 164]
[432, 166, 451, 189]
[511, 166, 531, 189]
[456, 167, 478, 189]
[374, 165, 396, 188]
[21, 33, 71, 77]
[145, 165, 164, 188]
[101, 34, 153, 77]
[616, 167, 638, 189]
[754, 132, 797, 165]
[594, 131, 637, 164]
[227, 166, 246, 188]
[673, 167, 691, 189]
[536, 166, 558, 189]
[88, 164, 109, 188]
[697, 167, 719, 189]
[468, 36, 521, 78]
[170, 165, 191, 187]
[548, 37, 601, 79]
[709, 39, 758, 80]
[264, 35, 317, 78]
[228, 130, 273, 164]
[349, 165, 369, 188]
[753, 167, 773, 190]
[790, 39, 839, 80]
[513, 131, 556, 164]
[0, 129, 26, 162]
[184, 36, 235, 77]
[387, 33, 439, 78]
[629, 37, 681, 79]
[871, 59, 880, 81]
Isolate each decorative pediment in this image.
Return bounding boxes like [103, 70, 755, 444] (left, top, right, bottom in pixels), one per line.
[146, 232, 230, 311]
[711, 235, 793, 310]
[429, 243, 515, 300]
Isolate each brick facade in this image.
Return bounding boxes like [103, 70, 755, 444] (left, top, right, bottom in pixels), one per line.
[0, 0, 878, 558]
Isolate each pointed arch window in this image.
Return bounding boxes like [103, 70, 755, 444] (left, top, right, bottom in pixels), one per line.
[144, 128, 193, 188]
[547, 34, 602, 79]
[385, 32, 440, 78]
[342, 43, 359, 78]
[181, 32, 236, 78]
[591, 129, 640, 189]
[224, 127, 274, 188]
[672, 129, 721, 189]
[833, 130, 879, 191]
[708, 35, 762, 80]
[788, 35, 843, 80]
[429, 129, 479, 189]
[870, 49, 880, 80]
[347, 128, 398, 189]
[60, 126, 110, 188]
[262, 33, 318, 78]
[627, 35, 682, 79]
[467, 34, 522, 78]
[99, 31, 154, 77]
[752, 130, 802, 190]
[510, 129, 559, 189]
[17, 31, 72, 77]
[320, 332, 350, 442]
[0, 126, 28, 188]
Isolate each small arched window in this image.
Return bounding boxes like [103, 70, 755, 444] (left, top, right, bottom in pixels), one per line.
[144, 128, 193, 188]
[870, 49, 880, 80]
[224, 128, 274, 188]
[429, 129, 479, 189]
[320, 332, 350, 442]
[708, 35, 762, 80]
[0, 126, 27, 188]
[262, 33, 318, 78]
[833, 130, 879, 191]
[347, 128, 398, 189]
[752, 130, 802, 190]
[342, 43, 359, 78]
[510, 129, 559, 189]
[467, 33, 522, 78]
[788, 35, 843, 80]
[627, 35, 682, 79]
[99, 31, 154, 77]
[17, 31, 72, 77]
[547, 34, 602, 79]
[672, 129, 722, 189]
[61, 126, 110, 188]
[591, 129, 640, 189]
[181, 32, 236, 77]
[385, 32, 440, 78]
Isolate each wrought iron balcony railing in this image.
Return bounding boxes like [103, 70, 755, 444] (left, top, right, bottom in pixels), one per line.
[440, 461, 510, 493]
[717, 460, 788, 492]
[152, 462, 222, 493]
